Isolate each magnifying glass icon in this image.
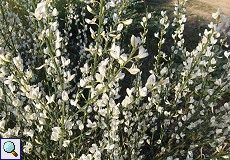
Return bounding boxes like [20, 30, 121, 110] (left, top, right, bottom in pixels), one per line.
[3, 141, 18, 157]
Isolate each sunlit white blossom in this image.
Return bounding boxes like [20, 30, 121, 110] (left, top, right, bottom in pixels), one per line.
[123, 19, 133, 25]
[62, 91, 69, 101]
[63, 140, 70, 147]
[46, 94, 55, 104]
[127, 64, 140, 75]
[110, 43, 120, 59]
[52, 8, 58, 16]
[131, 35, 141, 48]
[212, 9, 222, 19]
[136, 46, 148, 59]
[224, 51, 230, 58]
[35, 1, 47, 20]
[23, 142, 33, 154]
[51, 127, 62, 141]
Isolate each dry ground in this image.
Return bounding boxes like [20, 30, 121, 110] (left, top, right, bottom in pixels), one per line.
[148, 0, 230, 50]
[184, 0, 230, 50]
[186, 0, 230, 21]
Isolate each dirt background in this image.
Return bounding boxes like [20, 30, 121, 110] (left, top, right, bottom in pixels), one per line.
[148, 0, 230, 20]
[147, 0, 230, 50]
[186, 0, 230, 21]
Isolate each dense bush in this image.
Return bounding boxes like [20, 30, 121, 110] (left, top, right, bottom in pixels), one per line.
[0, 0, 229, 159]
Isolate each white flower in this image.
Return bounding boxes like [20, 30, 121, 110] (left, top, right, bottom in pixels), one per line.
[214, 78, 222, 86]
[208, 67, 215, 73]
[87, 5, 95, 14]
[208, 22, 214, 29]
[23, 129, 34, 138]
[131, 35, 141, 48]
[137, 46, 148, 59]
[148, 13, 152, 18]
[26, 87, 41, 100]
[80, 63, 90, 74]
[55, 49, 61, 57]
[160, 18, 165, 25]
[118, 53, 128, 65]
[23, 142, 33, 154]
[0, 54, 11, 62]
[76, 120, 84, 130]
[85, 18, 97, 24]
[123, 19, 133, 25]
[64, 71, 75, 83]
[97, 58, 109, 77]
[126, 87, 134, 97]
[13, 56, 23, 71]
[34, 1, 47, 20]
[50, 21, 58, 31]
[51, 127, 62, 141]
[61, 56, 70, 67]
[154, 32, 159, 38]
[167, 157, 173, 160]
[127, 64, 140, 75]
[202, 36, 208, 44]
[62, 91, 69, 101]
[181, 15, 187, 23]
[46, 94, 55, 104]
[210, 36, 217, 44]
[157, 139, 161, 144]
[110, 43, 120, 59]
[63, 140, 70, 147]
[52, 8, 58, 16]
[89, 144, 98, 154]
[139, 87, 147, 97]
[212, 8, 222, 19]
[224, 51, 230, 58]
[65, 121, 74, 130]
[105, 1, 115, 10]
[112, 13, 118, 22]
[105, 143, 115, 150]
[216, 129, 222, 135]
[117, 23, 123, 31]
[95, 73, 104, 83]
[4, 75, 14, 85]
[121, 96, 132, 107]
[160, 67, 168, 76]
[0, 119, 6, 130]
[37, 125, 43, 132]
[195, 84, 202, 91]
[115, 72, 125, 80]
[86, 119, 97, 128]
[0, 88, 4, 99]
[94, 150, 101, 159]
[157, 106, 163, 113]
[211, 58, 216, 65]
[79, 154, 93, 160]
[80, 78, 87, 87]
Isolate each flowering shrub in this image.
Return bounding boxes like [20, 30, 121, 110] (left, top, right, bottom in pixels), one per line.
[0, 0, 229, 159]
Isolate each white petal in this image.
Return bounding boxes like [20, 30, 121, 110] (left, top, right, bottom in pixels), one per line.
[52, 8, 58, 16]
[127, 64, 140, 75]
[131, 35, 135, 48]
[117, 23, 123, 31]
[145, 74, 156, 88]
[95, 73, 103, 82]
[62, 91, 69, 101]
[123, 19, 133, 25]
[138, 46, 148, 59]
[110, 43, 120, 59]
[224, 51, 230, 58]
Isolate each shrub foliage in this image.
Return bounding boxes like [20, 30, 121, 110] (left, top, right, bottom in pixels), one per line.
[0, 0, 229, 159]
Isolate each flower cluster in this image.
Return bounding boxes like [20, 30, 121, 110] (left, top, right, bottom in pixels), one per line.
[0, 0, 229, 159]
